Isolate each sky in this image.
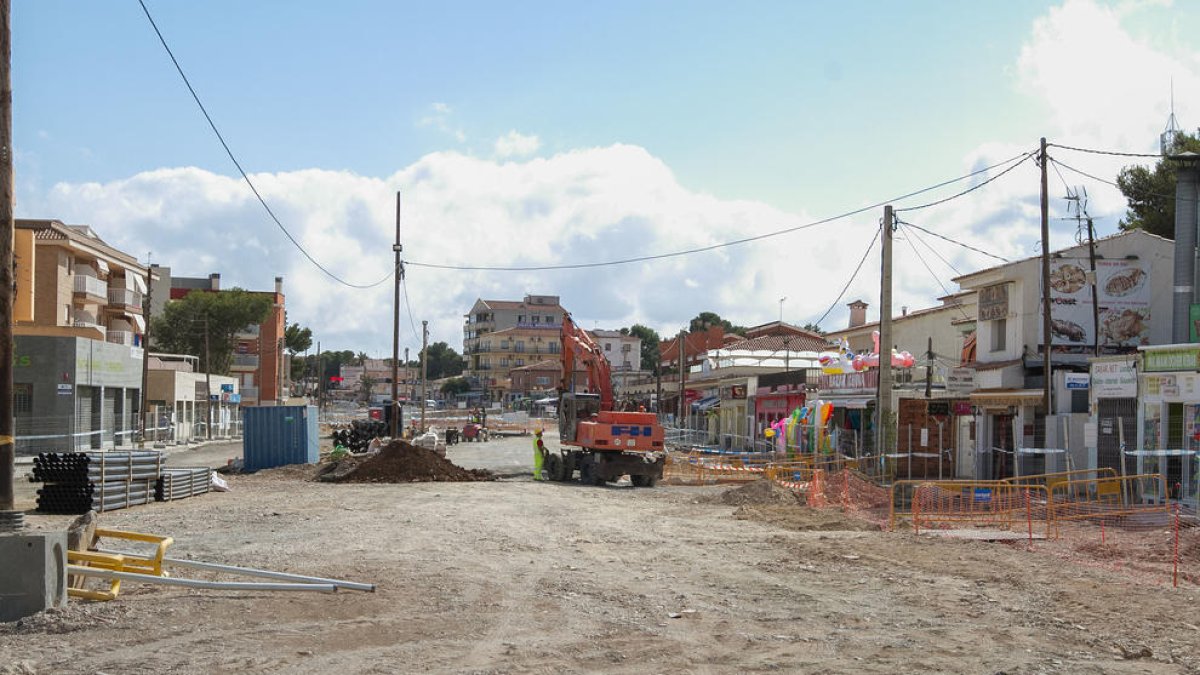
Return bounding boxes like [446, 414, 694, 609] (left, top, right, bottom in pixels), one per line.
[13, 0, 1200, 357]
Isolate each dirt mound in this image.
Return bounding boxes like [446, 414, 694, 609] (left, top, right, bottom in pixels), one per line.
[734, 504, 881, 532]
[316, 440, 494, 483]
[714, 479, 802, 506]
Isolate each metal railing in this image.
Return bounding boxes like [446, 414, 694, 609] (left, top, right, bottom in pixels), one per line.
[107, 288, 143, 308]
[73, 274, 108, 298]
[236, 325, 260, 338]
[106, 330, 135, 346]
[231, 354, 260, 368]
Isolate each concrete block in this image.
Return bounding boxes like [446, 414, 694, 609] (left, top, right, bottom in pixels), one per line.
[0, 531, 68, 622]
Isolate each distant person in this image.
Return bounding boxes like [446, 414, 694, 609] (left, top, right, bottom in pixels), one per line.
[533, 429, 546, 481]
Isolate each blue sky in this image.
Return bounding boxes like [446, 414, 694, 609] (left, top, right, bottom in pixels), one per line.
[13, 1, 1200, 355]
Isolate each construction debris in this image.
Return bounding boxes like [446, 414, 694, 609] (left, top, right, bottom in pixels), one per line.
[316, 439, 493, 483]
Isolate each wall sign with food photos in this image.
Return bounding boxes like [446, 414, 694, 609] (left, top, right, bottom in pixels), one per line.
[1041, 258, 1150, 351]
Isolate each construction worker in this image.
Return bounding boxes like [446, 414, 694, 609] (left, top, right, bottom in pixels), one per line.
[532, 429, 546, 481]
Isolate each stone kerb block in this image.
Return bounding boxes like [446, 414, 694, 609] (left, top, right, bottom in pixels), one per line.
[0, 531, 68, 622]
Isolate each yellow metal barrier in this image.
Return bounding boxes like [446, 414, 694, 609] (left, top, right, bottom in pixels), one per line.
[1047, 473, 1170, 527]
[911, 482, 1051, 536]
[66, 550, 128, 601]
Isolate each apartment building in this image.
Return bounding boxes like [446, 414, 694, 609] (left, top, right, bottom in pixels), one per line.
[463, 294, 567, 402]
[151, 268, 288, 406]
[12, 219, 149, 454]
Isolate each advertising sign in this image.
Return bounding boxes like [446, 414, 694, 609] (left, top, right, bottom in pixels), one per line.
[978, 284, 1009, 321]
[1064, 373, 1089, 390]
[947, 368, 975, 393]
[1091, 360, 1137, 398]
[1041, 258, 1150, 352]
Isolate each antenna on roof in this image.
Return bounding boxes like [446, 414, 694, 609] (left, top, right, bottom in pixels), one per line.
[1162, 78, 1183, 156]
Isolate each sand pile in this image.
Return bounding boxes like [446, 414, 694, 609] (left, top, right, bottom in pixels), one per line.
[716, 479, 803, 506]
[316, 440, 494, 483]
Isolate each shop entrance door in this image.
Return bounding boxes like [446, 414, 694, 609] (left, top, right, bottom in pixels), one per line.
[989, 413, 1014, 480]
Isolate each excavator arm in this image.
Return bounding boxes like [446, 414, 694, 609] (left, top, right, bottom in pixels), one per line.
[559, 313, 613, 412]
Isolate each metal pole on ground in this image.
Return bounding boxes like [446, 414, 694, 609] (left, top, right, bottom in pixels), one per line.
[390, 191, 402, 439]
[420, 320, 428, 433]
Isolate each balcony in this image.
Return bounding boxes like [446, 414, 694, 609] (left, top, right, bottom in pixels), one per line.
[107, 288, 143, 311]
[73, 275, 107, 301]
[230, 354, 260, 370]
[236, 324, 260, 339]
[241, 386, 259, 401]
[106, 330, 135, 346]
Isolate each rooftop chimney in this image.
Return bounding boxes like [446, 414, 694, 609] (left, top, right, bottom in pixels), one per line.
[901, 306, 908, 317]
[275, 276, 284, 296]
[847, 300, 868, 328]
[209, 273, 220, 291]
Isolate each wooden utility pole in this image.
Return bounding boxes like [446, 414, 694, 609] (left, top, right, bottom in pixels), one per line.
[1086, 216, 1100, 357]
[390, 191, 402, 438]
[1040, 137, 1053, 417]
[0, 0, 15, 526]
[419, 320, 428, 432]
[877, 206, 894, 455]
[316, 341, 323, 411]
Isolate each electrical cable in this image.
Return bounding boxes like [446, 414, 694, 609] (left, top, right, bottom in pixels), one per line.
[806, 223, 881, 330]
[900, 220, 962, 276]
[896, 223, 972, 323]
[137, 0, 395, 289]
[405, 151, 1034, 272]
[1049, 157, 1200, 205]
[400, 274, 420, 342]
[898, 220, 1009, 263]
[1047, 143, 1162, 159]
[895, 152, 1038, 213]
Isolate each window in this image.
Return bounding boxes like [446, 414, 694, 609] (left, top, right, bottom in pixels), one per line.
[604, 343, 611, 351]
[535, 376, 550, 386]
[532, 316, 540, 324]
[516, 358, 525, 366]
[518, 315, 525, 323]
[546, 315, 555, 324]
[622, 344, 631, 352]
[14, 383, 31, 415]
[516, 341, 525, 353]
[990, 319, 1006, 352]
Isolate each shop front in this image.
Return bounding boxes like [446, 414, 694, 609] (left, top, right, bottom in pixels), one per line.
[1089, 355, 1138, 476]
[969, 389, 1044, 480]
[1136, 345, 1200, 504]
[753, 370, 809, 435]
[817, 369, 878, 455]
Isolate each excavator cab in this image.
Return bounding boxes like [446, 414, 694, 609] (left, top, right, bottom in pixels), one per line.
[558, 392, 601, 442]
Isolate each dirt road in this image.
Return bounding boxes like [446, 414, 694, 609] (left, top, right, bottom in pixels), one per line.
[3, 434, 1199, 673]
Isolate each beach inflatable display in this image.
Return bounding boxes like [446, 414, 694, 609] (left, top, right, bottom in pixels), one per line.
[817, 338, 857, 374]
[852, 331, 917, 371]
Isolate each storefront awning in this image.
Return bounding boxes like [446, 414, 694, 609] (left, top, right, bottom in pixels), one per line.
[131, 273, 147, 295]
[130, 314, 146, 332]
[828, 397, 873, 409]
[692, 396, 720, 412]
[969, 389, 1043, 409]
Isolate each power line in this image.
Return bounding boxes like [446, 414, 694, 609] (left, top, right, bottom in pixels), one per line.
[901, 221, 962, 276]
[895, 151, 1037, 213]
[137, 0, 394, 290]
[896, 223, 972, 323]
[400, 274, 420, 342]
[898, 220, 1010, 263]
[1048, 156, 1200, 206]
[405, 151, 1034, 272]
[1047, 143, 1162, 159]
[807, 223, 881, 329]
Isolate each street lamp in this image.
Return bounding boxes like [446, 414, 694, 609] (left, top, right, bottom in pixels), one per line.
[779, 297, 786, 324]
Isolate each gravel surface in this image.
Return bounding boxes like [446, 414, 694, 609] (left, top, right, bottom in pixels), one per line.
[3, 434, 1199, 673]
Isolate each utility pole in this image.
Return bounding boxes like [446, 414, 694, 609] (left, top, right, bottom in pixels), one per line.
[204, 318, 212, 439]
[1040, 137, 1053, 418]
[420, 320, 428, 433]
[316, 341, 323, 412]
[139, 255, 152, 448]
[876, 206, 894, 455]
[0, 0, 17, 529]
[1086, 216, 1100, 357]
[677, 330, 686, 428]
[924, 336, 933, 399]
[390, 191, 402, 438]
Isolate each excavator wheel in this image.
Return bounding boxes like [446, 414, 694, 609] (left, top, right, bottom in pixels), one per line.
[546, 454, 564, 482]
[631, 475, 649, 488]
[579, 461, 605, 487]
[560, 454, 575, 482]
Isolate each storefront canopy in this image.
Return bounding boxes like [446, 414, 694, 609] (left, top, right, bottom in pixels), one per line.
[969, 389, 1044, 409]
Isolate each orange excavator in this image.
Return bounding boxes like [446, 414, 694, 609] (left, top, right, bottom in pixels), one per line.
[544, 313, 665, 486]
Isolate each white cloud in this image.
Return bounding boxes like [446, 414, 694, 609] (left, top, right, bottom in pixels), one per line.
[493, 131, 541, 159]
[418, 102, 466, 143]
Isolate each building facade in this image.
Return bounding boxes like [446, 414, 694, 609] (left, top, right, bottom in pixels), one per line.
[12, 219, 149, 454]
[151, 268, 288, 406]
[462, 294, 567, 402]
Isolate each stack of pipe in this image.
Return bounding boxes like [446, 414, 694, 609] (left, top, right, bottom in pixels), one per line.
[156, 467, 211, 501]
[330, 419, 388, 452]
[33, 451, 164, 514]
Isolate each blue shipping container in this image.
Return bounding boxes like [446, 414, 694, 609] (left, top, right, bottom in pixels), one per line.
[243, 405, 319, 472]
